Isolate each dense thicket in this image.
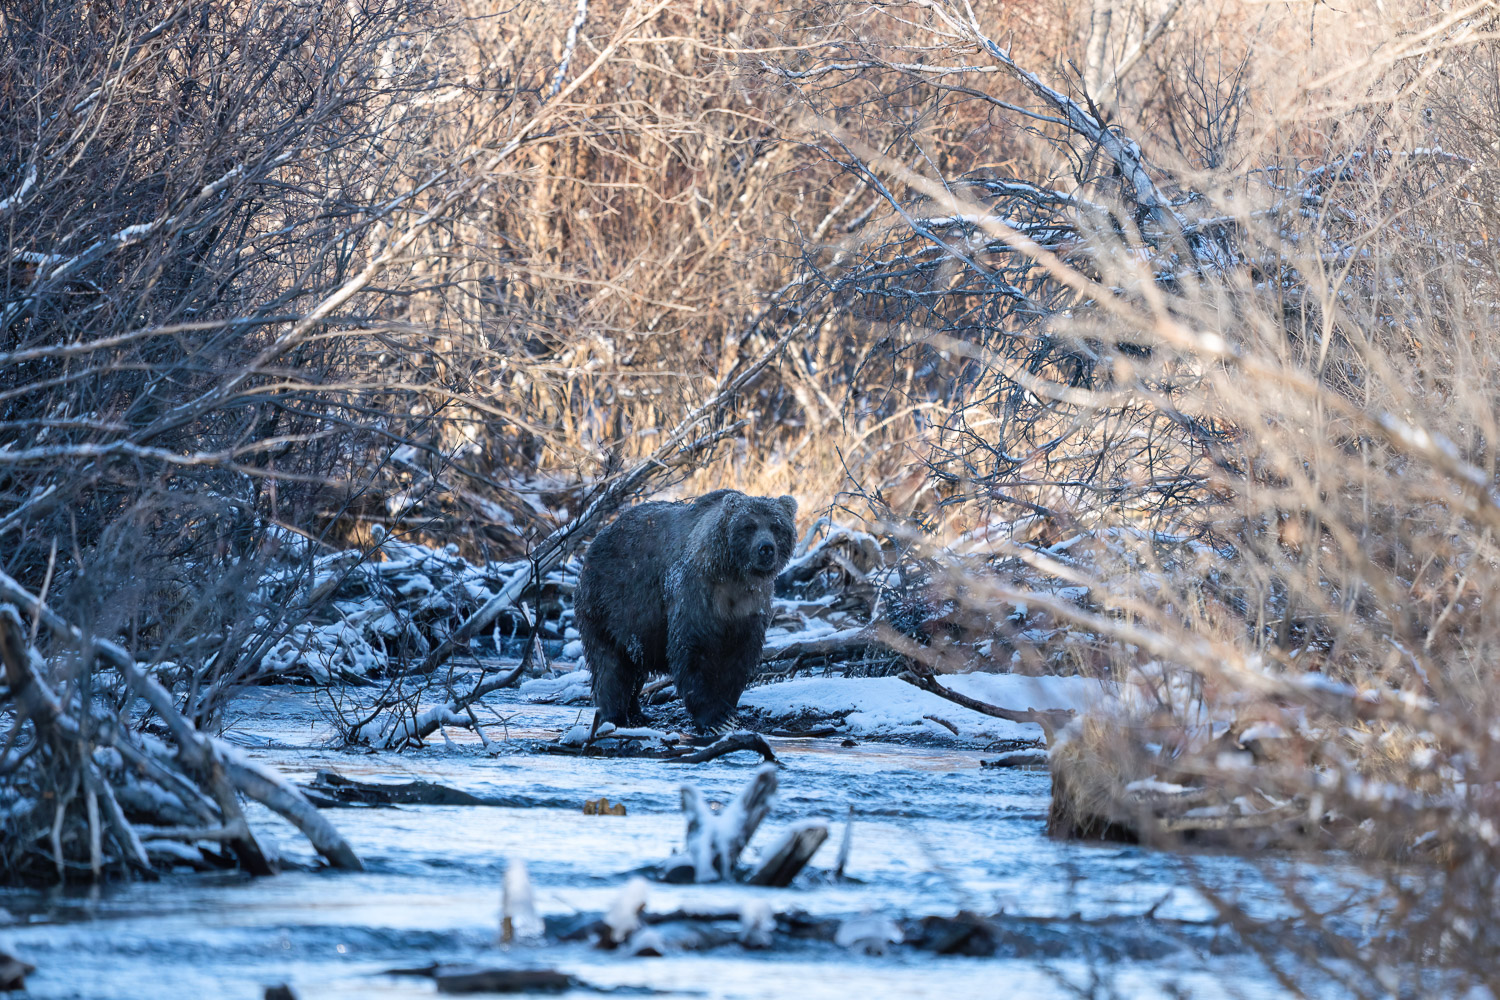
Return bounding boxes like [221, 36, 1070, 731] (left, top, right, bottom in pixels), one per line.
[4, 0, 1500, 991]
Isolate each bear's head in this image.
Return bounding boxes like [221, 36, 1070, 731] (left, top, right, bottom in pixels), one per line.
[725, 493, 798, 578]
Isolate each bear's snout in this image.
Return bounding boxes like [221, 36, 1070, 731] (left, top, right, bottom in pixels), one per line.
[752, 535, 779, 572]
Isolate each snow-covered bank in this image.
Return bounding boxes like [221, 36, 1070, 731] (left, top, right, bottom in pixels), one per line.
[741, 674, 1106, 743]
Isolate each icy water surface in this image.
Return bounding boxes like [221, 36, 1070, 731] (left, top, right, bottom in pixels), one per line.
[0, 686, 1379, 999]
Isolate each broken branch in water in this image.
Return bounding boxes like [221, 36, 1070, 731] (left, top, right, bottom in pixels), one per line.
[666, 764, 778, 883]
[657, 763, 828, 888]
[747, 819, 828, 887]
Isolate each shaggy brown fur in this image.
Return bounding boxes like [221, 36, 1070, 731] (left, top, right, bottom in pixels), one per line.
[575, 490, 797, 732]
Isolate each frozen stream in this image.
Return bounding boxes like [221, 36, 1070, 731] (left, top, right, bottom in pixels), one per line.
[0, 683, 1383, 999]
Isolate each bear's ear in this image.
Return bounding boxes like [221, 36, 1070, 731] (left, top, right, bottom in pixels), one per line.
[776, 494, 798, 523]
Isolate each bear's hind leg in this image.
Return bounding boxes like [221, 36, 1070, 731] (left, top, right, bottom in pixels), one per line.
[586, 641, 642, 728]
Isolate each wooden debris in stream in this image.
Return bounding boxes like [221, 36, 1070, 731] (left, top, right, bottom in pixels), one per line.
[0, 950, 35, 992]
[544, 724, 778, 764]
[300, 771, 535, 808]
[385, 965, 617, 995]
[537, 902, 1238, 962]
[658, 764, 830, 888]
[746, 820, 829, 887]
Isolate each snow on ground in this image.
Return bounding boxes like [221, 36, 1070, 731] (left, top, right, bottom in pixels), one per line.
[740, 673, 1106, 742]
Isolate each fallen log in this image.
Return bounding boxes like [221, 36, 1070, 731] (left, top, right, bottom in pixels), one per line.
[436, 969, 576, 994]
[760, 625, 879, 663]
[303, 771, 507, 807]
[300, 771, 576, 809]
[384, 964, 581, 995]
[981, 751, 1049, 768]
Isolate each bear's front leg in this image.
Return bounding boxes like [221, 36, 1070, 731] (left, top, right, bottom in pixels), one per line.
[667, 618, 759, 735]
[673, 649, 752, 734]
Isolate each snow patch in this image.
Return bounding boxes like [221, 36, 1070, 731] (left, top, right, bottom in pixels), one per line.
[520, 668, 592, 704]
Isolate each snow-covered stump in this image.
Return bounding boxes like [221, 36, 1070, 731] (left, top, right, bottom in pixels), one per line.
[664, 764, 778, 883]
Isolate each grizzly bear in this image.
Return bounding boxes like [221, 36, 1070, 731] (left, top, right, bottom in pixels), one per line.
[575, 490, 798, 733]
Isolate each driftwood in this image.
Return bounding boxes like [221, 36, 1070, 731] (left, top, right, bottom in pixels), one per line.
[662, 731, 777, 764]
[300, 771, 532, 808]
[658, 765, 829, 888]
[898, 664, 1075, 737]
[684, 764, 777, 881]
[436, 969, 576, 994]
[385, 965, 580, 995]
[981, 751, 1049, 768]
[747, 819, 828, 887]
[0, 570, 361, 877]
[760, 626, 880, 663]
[544, 899, 1226, 963]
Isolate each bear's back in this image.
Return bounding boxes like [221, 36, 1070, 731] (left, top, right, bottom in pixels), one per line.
[575, 497, 721, 645]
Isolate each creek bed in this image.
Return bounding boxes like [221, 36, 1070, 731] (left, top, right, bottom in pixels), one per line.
[0, 685, 1377, 999]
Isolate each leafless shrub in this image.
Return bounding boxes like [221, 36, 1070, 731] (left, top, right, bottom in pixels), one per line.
[750, 0, 1500, 991]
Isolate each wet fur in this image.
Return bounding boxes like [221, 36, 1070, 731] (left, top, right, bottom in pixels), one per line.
[575, 490, 797, 733]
